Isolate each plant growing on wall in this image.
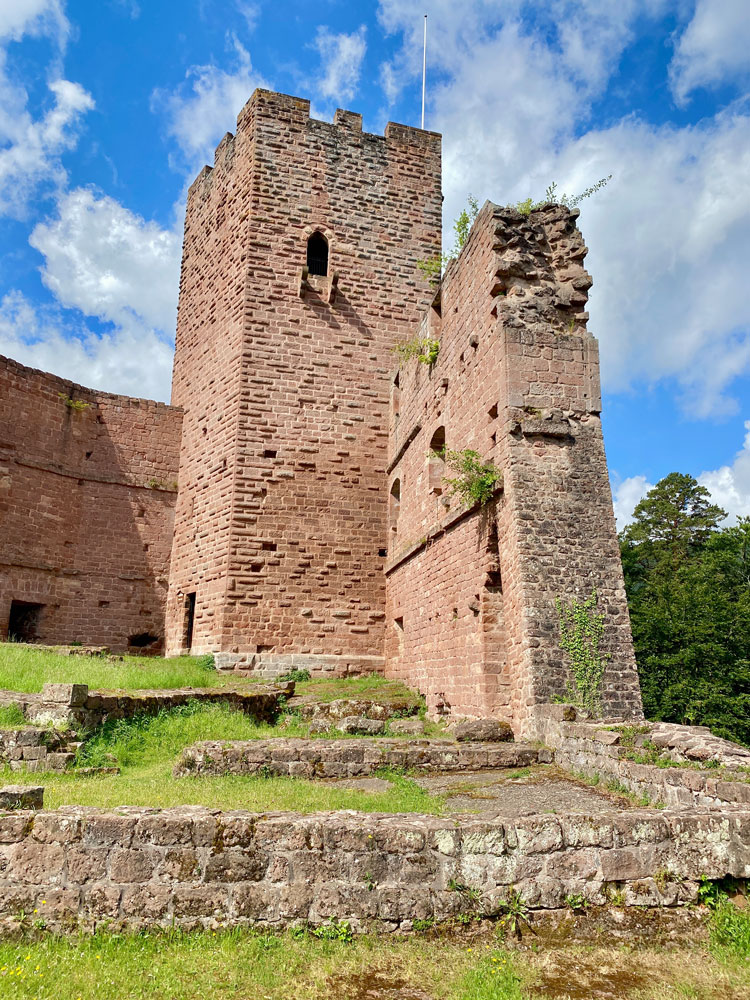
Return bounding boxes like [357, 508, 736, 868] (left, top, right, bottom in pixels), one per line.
[515, 176, 612, 216]
[417, 194, 480, 284]
[555, 590, 610, 715]
[58, 392, 90, 411]
[438, 448, 501, 506]
[394, 334, 440, 366]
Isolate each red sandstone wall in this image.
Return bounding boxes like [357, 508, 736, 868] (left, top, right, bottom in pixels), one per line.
[385, 204, 509, 717]
[167, 90, 442, 672]
[386, 204, 643, 731]
[0, 356, 182, 652]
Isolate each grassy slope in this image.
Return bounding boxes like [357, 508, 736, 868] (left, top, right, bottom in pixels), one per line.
[0, 644, 422, 706]
[0, 644, 218, 693]
[0, 928, 747, 1000]
[1, 702, 445, 813]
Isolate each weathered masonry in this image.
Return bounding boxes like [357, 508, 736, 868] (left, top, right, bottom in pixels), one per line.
[0, 88, 643, 734]
[164, 90, 442, 675]
[385, 203, 642, 733]
[0, 357, 181, 654]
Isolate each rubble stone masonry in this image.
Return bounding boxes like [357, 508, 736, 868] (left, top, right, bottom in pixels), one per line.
[0, 357, 182, 651]
[165, 90, 442, 672]
[0, 806, 747, 932]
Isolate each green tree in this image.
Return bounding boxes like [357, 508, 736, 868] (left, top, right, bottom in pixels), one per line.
[620, 475, 750, 745]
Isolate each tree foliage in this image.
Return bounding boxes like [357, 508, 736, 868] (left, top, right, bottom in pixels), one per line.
[620, 473, 750, 746]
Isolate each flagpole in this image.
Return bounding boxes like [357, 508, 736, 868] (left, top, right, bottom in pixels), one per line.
[421, 14, 427, 130]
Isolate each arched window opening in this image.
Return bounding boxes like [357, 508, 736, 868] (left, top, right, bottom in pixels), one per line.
[388, 478, 401, 539]
[428, 426, 446, 494]
[307, 231, 328, 276]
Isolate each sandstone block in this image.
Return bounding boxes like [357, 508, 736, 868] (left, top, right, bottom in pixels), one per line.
[389, 718, 425, 735]
[41, 684, 89, 707]
[338, 717, 385, 736]
[453, 719, 514, 742]
[0, 785, 43, 810]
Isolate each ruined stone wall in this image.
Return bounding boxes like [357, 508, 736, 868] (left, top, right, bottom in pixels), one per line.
[385, 205, 642, 732]
[167, 90, 442, 673]
[1, 806, 747, 932]
[0, 356, 182, 652]
[538, 707, 750, 810]
[385, 204, 508, 718]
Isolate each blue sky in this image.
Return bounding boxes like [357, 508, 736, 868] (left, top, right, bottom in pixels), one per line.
[2, 0, 750, 526]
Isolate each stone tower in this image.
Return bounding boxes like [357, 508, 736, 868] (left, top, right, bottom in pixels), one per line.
[165, 90, 442, 671]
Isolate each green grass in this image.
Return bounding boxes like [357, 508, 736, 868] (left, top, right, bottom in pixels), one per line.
[293, 673, 424, 707]
[0, 930, 527, 1000]
[710, 901, 750, 959]
[0, 645, 425, 711]
[0, 703, 27, 727]
[0, 929, 747, 1000]
[0, 643, 219, 693]
[2, 702, 446, 814]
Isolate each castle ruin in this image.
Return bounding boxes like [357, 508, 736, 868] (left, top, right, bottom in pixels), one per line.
[0, 89, 643, 735]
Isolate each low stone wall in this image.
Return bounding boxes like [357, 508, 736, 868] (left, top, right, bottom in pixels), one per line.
[0, 805, 747, 932]
[215, 652, 384, 679]
[538, 708, 750, 810]
[0, 728, 74, 772]
[0, 681, 293, 730]
[174, 739, 544, 779]
[288, 697, 421, 722]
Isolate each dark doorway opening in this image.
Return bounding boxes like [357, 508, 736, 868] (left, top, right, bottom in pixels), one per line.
[8, 601, 45, 642]
[184, 592, 196, 650]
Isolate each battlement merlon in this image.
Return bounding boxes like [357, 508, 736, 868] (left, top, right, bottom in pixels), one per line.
[187, 88, 442, 199]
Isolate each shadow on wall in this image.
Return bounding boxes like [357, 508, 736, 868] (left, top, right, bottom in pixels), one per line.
[0, 356, 182, 654]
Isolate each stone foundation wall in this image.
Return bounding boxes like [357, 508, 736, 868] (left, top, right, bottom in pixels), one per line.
[215, 652, 384, 679]
[0, 682, 292, 731]
[0, 728, 74, 772]
[538, 708, 750, 810]
[174, 738, 543, 778]
[0, 806, 747, 933]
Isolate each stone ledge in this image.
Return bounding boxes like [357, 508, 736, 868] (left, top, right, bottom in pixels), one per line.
[174, 738, 543, 778]
[535, 707, 750, 810]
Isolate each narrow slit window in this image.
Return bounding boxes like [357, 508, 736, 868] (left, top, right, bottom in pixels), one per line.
[184, 592, 196, 651]
[307, 232, 328, 276]
[428, 426, 446, 494]
[389, 478, 401, 538]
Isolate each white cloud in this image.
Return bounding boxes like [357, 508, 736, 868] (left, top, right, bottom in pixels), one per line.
[670, 0, 750, 104]
[313, 25, 367, 105]
[0, 291, 173, 402]
[377, 1, 750, 419]
[30, 187, 181, 333]
[0, 187, 181, 402]
[0, 0, 67, 43]
[0, 1, 92, 217]
[153, 34, 269, 162]
[612, 475, 654, 531]
[697, 420, 750, 522]
[612, 422, 750, 529]
[236, 1, 260, 33]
